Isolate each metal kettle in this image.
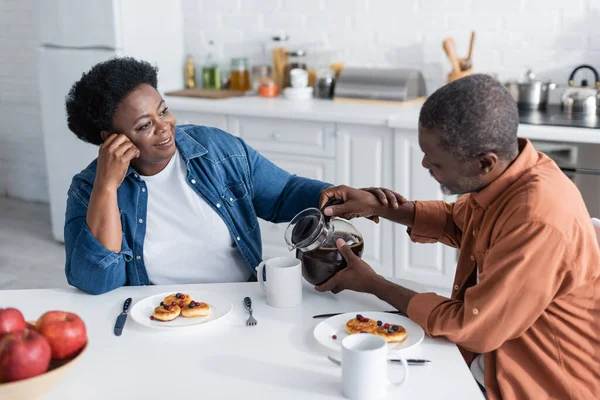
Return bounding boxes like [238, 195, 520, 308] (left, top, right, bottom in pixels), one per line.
[561, 65, 600, 115]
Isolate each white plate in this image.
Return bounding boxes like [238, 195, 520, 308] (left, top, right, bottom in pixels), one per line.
[313, 312, 425, 353]
[130, 291, 232, 329]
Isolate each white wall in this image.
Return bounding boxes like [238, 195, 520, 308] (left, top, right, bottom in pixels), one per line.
[182, 0, 600, 92]
[0, 0, 47, 202]
[2, 0, 600, 202]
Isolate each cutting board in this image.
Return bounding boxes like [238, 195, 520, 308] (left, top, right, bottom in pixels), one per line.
[165, 88, 246, 99]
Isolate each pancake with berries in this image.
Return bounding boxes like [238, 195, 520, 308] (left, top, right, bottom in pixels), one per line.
[163, 293, 193, 308]
[181, 301, 211, 318]
[345, 314, 377, 334]
[374, 324, 407, 343]
[153, 303, 181, 321]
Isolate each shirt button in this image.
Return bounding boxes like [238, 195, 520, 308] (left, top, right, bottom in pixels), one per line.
[216, 203, 221, 208]
[134, 174, 139, 179]
[136, 255, 141, 260]
[473, 308, 479, 315]
[236, 236, 241, 241]
[470, 255, 475, 261]
[191, 179, 196, 184]
[141, 188, 146, 192]
[229, 197, 234, 202]
[454, 285, 459, 291]
[138, 219, 144, 223]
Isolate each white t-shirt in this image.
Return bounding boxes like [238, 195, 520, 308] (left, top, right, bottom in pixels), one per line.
[141, 149, 250, 284]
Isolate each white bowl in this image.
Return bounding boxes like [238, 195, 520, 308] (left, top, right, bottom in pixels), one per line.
[283, 86, 313, 100]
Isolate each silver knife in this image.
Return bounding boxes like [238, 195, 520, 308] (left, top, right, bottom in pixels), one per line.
[313, 310, 406, 319]
[327, 356, 431, 366]
[114, 298, 132, 336]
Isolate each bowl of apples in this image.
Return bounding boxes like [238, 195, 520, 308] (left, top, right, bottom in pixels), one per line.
[0, 308, 88, 400]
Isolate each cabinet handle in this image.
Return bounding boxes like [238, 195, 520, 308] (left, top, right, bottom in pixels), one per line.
[334, 130, 342, 137]
[272, 132, 281, 140]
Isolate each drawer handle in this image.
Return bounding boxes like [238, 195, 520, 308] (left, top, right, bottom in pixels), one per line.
[271, 132, 281, 140]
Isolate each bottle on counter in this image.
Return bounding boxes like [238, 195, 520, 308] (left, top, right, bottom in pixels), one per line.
[184, 55, 196, 89]
[202, 40, 221, 90]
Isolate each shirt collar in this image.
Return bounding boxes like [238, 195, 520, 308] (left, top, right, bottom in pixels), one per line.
[126, 126, 208, 178]
[472, 138, 539, 210]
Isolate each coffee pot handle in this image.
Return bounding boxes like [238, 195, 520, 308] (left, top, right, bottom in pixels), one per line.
[320, 198, 344, 222]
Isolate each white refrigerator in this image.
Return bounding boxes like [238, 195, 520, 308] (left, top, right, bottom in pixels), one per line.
[39, 0, 185, 242]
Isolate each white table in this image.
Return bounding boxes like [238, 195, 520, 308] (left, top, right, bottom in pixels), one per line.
[0, 281, 484, 399]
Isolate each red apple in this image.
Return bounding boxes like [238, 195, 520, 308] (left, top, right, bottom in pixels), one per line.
[36, 311, 87, 360]
[0, 308, 27, 339]
[0, 329, 51, 383]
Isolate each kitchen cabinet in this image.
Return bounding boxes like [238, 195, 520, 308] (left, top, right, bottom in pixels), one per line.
[335, 124, 395, 278]
[257, 152, 336, 260]
[393, 129, 459, 289]
[176, 111, 228, 131]
[228, 116, 336, 157]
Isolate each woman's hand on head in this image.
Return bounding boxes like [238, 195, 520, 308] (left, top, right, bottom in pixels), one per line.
[95, 133, 140, 192]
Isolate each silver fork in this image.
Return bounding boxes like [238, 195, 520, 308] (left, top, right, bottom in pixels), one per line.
[244, 297, 257, 326]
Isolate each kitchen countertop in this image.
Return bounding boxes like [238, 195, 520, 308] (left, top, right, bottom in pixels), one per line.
[165, 95, 423, 127]
[165, 95, 600, 144]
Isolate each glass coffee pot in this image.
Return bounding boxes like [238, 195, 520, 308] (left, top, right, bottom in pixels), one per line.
[284, 201, 364, 286]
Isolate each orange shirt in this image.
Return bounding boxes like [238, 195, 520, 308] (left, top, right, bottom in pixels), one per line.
[407, 139, 600, 400]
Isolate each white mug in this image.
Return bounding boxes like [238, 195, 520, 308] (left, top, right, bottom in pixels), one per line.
[290, 68, 308, 88]
[257, 257, 302, 308]
[341, 334, 409, 400]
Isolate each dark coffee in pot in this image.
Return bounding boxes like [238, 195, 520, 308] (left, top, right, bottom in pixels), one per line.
[297, 231, 364, 286]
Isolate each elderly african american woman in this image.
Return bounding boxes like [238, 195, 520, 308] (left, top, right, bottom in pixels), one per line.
[63, 57, 335, 295]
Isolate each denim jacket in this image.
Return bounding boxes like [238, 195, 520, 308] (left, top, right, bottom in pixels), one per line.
[64, 125, 330, 294]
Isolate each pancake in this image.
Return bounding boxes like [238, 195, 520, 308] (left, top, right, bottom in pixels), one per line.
[180, 301, 211, 318]
[163, 293, 193, 308]
[153, 304, 181, 322]
[345, 315, 378, 334]
[373, 324, 407, 343]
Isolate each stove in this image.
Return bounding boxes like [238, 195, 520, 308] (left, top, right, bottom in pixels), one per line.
[518, 105, 600, 129]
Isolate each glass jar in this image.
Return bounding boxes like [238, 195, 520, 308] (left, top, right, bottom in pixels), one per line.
[251, 65, 272, 92]
[230, 57, 250, 91]
[284, 50, 307, 88]
[284, 202, 364, 285]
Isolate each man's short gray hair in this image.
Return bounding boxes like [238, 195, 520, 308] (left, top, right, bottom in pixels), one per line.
[419, 74, 519, 161]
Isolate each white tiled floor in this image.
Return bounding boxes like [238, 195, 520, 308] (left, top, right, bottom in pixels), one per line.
[0, 195, 69, 290]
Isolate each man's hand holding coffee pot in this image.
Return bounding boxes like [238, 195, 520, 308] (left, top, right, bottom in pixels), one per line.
[319, 186, 408, 223]
[315, 238, 384, 294]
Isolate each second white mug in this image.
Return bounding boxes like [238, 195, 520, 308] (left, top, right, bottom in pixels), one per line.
[341, 334, 409, 400]
[257, 257, 302, 308]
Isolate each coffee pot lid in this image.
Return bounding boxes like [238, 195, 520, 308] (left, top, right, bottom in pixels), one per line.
[284, 199, 343, 251]
[286, 208, 324, 249]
